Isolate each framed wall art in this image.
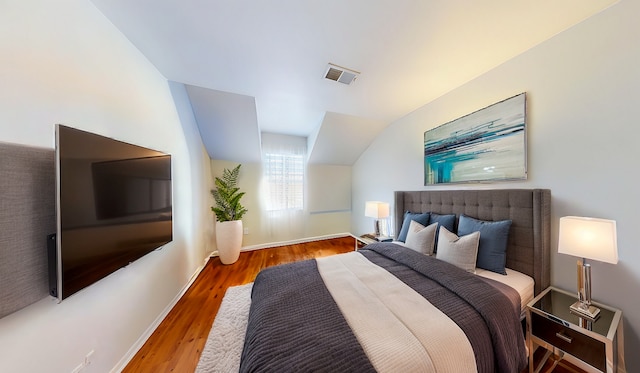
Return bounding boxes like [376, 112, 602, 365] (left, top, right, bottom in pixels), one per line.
[424, 93, 527, 185]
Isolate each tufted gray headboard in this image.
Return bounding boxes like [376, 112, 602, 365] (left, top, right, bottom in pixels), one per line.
[394, 189, 551, 295]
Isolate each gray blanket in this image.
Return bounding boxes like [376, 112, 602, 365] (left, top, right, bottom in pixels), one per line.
[240, 242, 527, 373]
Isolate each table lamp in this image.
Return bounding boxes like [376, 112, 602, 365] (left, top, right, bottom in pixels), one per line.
[365, 201, 389, 237]
[558, 216, 618, 319]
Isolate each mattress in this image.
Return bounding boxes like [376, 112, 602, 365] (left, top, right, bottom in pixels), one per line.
[476, 267, 534, 317]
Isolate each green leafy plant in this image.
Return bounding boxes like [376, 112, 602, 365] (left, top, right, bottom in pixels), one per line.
[211, 164, 248, 222]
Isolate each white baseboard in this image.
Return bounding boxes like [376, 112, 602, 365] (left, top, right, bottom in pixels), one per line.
[110, 255, 211, 373]
[209, 232, 353, 257]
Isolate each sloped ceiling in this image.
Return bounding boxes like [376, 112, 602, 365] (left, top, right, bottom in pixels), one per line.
[185, 85, 261, 163]
[308, 112, 387, 165]
[90, 0, 618, 165]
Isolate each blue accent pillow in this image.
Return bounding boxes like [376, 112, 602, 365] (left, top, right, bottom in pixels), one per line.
[429, 213, 456, 250]
[397, 211, 430, 242]
[457, 214, 512, 275]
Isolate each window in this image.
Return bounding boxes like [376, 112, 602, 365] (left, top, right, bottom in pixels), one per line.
[261, 133, 306, 212]
[264, 152, 304, 211]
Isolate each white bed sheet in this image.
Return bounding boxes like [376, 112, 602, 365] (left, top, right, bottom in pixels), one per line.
[390, 241, 534, 317]
[475, 268, 534, 318]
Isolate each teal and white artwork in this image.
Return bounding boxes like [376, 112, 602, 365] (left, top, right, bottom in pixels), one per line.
[424, 93, 527, 185]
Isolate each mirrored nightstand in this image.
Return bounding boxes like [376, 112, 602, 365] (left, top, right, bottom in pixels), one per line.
[526, 286, 622, 373]
[354, 234, 392, 250]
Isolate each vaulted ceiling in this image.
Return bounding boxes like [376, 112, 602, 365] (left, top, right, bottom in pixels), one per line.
[90, 0, 617, 164]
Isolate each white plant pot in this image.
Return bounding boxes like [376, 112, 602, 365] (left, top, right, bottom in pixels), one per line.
[216, 220, 243, 265]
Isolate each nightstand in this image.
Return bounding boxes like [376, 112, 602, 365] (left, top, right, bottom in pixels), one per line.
[526, 286, 622, 373]
[354, 234, 392, 250]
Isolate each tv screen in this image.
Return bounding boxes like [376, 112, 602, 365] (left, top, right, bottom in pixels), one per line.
[54, 124, 172, 300]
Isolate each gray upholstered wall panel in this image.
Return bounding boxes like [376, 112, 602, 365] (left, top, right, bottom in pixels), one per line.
[0, 142, 55, 318]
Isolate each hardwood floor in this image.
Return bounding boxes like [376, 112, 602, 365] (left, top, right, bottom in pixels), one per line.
[529, 348, 588, 373]
[122, 236, 355, 372]
[122, 236, 585, 373]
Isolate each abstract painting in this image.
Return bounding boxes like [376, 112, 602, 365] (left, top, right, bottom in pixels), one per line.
[424, 93, 526, 185]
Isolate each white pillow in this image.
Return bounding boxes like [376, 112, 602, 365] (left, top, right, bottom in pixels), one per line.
[404, 221, 438, 255]
[436, 226, 480, 273]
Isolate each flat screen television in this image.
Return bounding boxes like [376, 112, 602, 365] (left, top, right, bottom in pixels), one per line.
[52, 124, 172, 300]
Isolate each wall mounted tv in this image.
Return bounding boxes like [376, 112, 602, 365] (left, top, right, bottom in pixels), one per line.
[52, 124, 172, 301]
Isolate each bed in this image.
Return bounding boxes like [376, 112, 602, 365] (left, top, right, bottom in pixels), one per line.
[239, 189, 551, 373]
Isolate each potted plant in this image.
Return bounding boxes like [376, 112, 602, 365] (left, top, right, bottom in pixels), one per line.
[211, 164, 248, 264]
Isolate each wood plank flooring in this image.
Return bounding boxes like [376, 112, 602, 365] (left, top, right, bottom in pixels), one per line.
[122, 236, 584, 373]
[122, 236, 355, 372]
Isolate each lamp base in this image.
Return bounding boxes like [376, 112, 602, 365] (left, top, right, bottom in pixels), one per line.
[569, 301, 600, 320]
[373, 219, 381, 237]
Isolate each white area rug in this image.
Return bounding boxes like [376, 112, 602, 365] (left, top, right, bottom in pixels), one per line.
[196, 282, 253, 373]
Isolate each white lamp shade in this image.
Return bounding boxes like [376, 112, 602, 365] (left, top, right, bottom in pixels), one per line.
[558, 216, 618, 264]
[365, 201, 390, 219]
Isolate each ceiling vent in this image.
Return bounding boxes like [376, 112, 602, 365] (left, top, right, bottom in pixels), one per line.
[324, 63, 360, 85]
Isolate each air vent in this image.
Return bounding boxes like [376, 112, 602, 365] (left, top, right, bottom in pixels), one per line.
[324, 63, 360, 85]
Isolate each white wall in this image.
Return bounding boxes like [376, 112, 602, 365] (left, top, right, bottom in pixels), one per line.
[0, 1, 212, 372]
[353, 1, 640, 371]
[168, 81, 216, 260]
[307, 164, 352, 237]
[308, 164, 351, 214]
[210, 160, 352, 248]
